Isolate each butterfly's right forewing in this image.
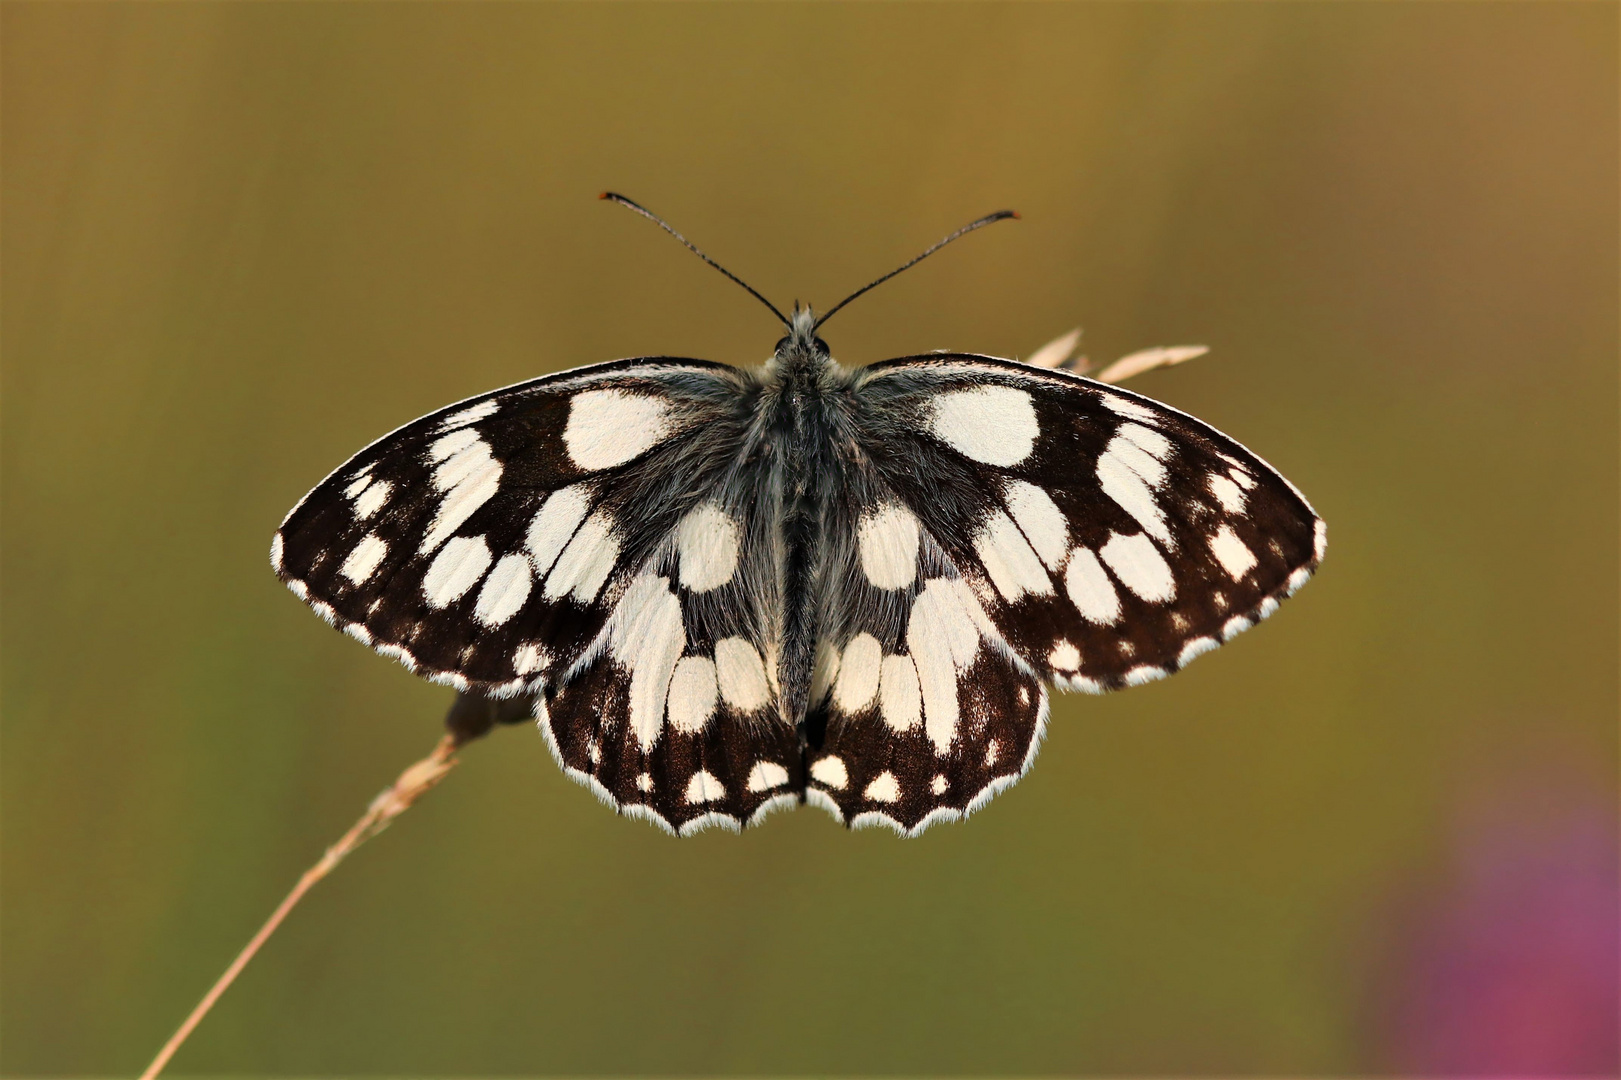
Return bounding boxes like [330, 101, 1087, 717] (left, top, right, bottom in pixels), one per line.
[850, 355, 1324, 692]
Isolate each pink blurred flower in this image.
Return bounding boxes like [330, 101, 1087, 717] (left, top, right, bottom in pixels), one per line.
[1375, 777, 1619, 1075]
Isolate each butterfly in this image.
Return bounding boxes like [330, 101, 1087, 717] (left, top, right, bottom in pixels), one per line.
[273, 195, 1324, 837]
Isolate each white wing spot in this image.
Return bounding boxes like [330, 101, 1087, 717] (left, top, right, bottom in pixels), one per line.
[428, 428, 478, 462]
[864, 771, 901, 803]
[931, 774, 948, 796]
[1098, 392, 1159, 423]
[543, 509, 619, 603]
[636, 772, 654, 792]
[340, 534, 389, 585]
[1107, 435, 1168, 488]
[811, 640, 840, 706]
[686, 770, 725, 804]
[878, 654, 923, 734]
[973, 510, 1053, 602]
[1064, 545, 1122, 624]
[526, 484, 593, 575]
[513, 642, 549, 675]
[1210, 524, 1258, 580]
[714, 637, 770, 712]
[857, 503, 921, 590]
[564, 389, 671, 471]
[1099, 531, 1176, 603]
[350, 479, 392, 520]
[1314, 518, 1328, 561]
[1003, 480, 1069, 569]
[422, 535, 493, 608]
[909, 579, 981, 671]
[985, 739, 1000, 767]
[810, 755, 848, 790]
[1222, 615, 1253, 641]
[437, 399, 498, 432]
[746, 761, 790, 793]
[606, 574, 687, 750]
[473, 553, 533, 627]
[667, 655, 719, 734]
[1229, 466, 1257, 491]
[421, 434, 503, 554]
[1118, 422, 1172, 460]
[1207, 473, 1247, 513]
[1048, 640, 1081, 671]
[833, 633, 882, 713]
[675, 501, 740, 592]
[1124, 665, 1167, 686]
[906, 579, 982, 754]
[929, 385, 1039, 466]
[343, 471, 373, 498]
[1287, 567, 1312, 595]
[435, 437, 497, 492]
[1097, 439, 1171, 546]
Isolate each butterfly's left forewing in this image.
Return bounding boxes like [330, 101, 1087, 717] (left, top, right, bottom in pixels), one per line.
[273, 358, 749, 693]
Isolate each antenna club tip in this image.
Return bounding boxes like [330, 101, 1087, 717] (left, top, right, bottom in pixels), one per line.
[1009, 210, 1022, 220]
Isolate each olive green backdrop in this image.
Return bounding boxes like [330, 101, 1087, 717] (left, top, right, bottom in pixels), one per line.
[4, 4, 1616, 1076]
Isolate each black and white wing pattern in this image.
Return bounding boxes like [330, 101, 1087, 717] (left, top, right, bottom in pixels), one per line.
[793, 457, 1049, 835]
[536, 495, 806, 835]
[275, 341, 1322, 838]
[797, 354, 1323, 834]
[274, 358, 799, 834]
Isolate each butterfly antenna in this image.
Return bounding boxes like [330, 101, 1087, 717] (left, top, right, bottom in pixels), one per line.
[601, 193, 790, 329]
[813, 209, 1020, 331]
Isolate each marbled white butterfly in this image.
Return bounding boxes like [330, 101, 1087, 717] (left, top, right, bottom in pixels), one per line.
[273, 196, 1324, 837]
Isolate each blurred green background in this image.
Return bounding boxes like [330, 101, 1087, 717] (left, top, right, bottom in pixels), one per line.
[4, 3, 1616, 1076]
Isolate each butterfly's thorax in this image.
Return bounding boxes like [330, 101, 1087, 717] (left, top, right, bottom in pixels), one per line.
[748, 314, 858, 739]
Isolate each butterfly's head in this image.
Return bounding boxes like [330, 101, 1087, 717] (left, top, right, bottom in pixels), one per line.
[771, 304, 835, 378]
